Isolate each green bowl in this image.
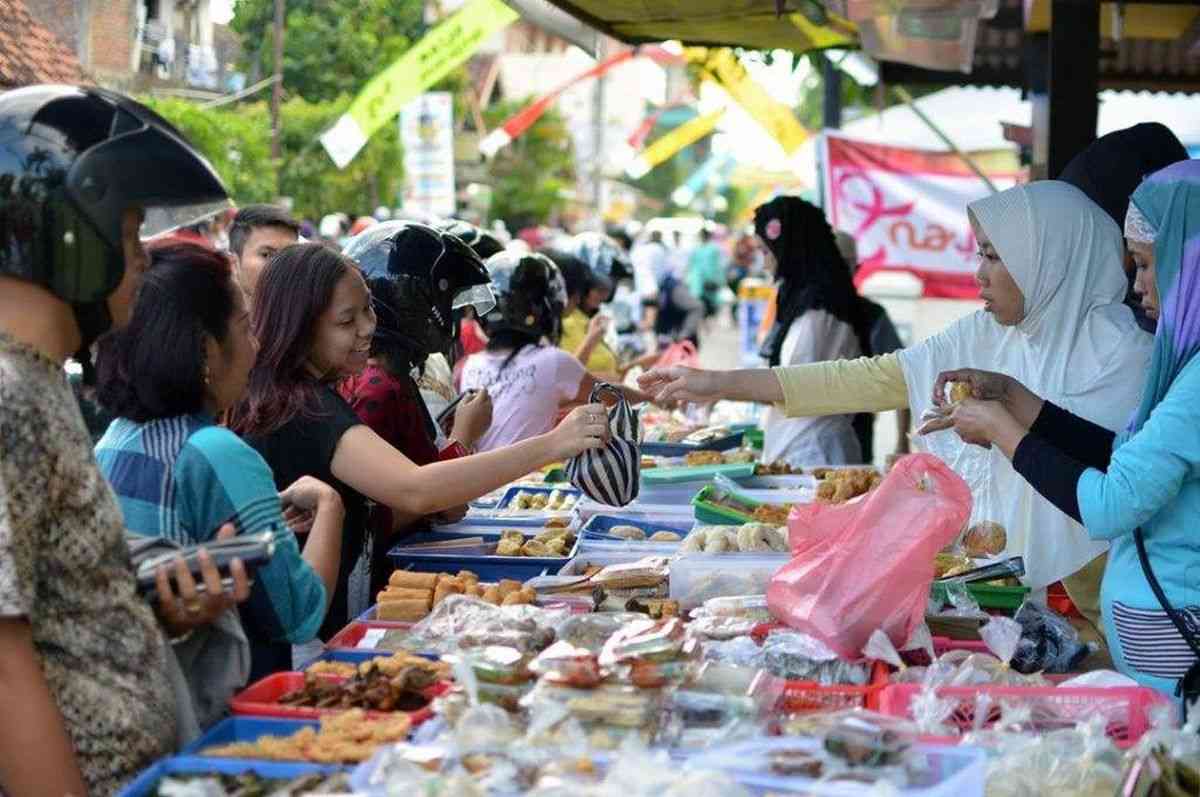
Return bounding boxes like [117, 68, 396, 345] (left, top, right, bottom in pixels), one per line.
[930, 581, 1031, 612]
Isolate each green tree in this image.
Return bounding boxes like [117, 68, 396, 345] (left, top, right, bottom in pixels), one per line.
[482, 99, 575, 230]
[231, 0, 425, 103]
[143, 95, 402, 219]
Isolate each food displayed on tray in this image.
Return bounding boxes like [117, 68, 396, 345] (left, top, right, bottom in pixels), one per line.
[754, 461, 801, 476]
[506, 489, 577, 513]
[681, 524, 788, 554]
[145, 771, 351, 796]
[496, 527, 577, 557]
[203, 709, 412, 763]
[813, 467, 882, 504]
[678, 449, 757, 468]
[602, 524, 682, 543]
[307, 650, 450, 680]
[278, 656, 443, 713]
[376, 570, 535, 622]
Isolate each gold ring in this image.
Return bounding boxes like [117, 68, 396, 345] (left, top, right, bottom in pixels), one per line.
[184, 599, 203, 615]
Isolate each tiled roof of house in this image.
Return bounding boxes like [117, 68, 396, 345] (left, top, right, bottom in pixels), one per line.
[0, 0, 87, 89]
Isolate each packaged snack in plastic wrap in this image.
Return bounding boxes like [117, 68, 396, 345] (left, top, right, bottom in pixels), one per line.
[702, 636, 763, 669]
[758, 629, 872, 685]
[1119, 709, 1200, 797]
[402, 595, 569, 655]
[965, 717, 1124, 797]
[590, 557, 670, 589]
[555, 612, 640, 653]
[943, 616, 1049, 687]
[689, 614, 762, 641]
[529, 641, 605, 688]
[1010, 600, 1094, 674]
[776, 708, 924, 746]
[444, 645, 532, 686]
[599, 618, 688, 665]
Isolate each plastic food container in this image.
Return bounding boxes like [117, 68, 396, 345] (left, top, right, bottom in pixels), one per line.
[326, 621, 437, 655]
[118, 756, 346, 797]
[688, 736, 986, 796]
[388, 529, 580, 581]
[576, 496, 697, 523]
[230, 672, 445, 723]
[642, 462, 755, 486]
[354, 605, 419, 627]
[299, 648, 391, 671]
[776, 661, 891, 715]
[669, 552, 789, 611]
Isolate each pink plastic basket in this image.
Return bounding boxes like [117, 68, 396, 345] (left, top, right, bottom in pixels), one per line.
[878, 683, 1171, 746]
[776, 661, 890, 715]
[931, 636, 990, 656]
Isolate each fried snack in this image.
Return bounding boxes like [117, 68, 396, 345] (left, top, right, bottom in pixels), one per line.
[481, 586, 502, 605]
[684, 451, 725, 467]
[366, 652, 451, 681]
[751, 503, 792, 525]
[457, 570, 480, 586]
[544, 516, 571, 529]
[378, 599, 431, 622]
[535, 526, 570, 543]
[814, 467, 882, 504]
[609, 525, 646, 541]
[433, 579, 464, 606]
[306, 660, 358, 678]
[496, 537, 524, 556]
[934, 552, 974, 579]
[203, 710, 411, 764]
[502, 588, 534, 606]
[378, 587, 434, 602]
[755, 461, 799, 476]
[649, 531, 681, 542]
[736, 524, 776, 552]
[947, 380, 973, 404]
[389, 571, 439, 590]
[521, 539, 553, 557]
[963, 521, 1008, 557]
[497, 579, 523, 597]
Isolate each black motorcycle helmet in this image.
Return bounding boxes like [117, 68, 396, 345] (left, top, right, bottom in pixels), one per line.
[0, 85, 230, 351]
[566, 232, 632, 301]
[437, 219, 504, 260]
[342, 220, 496, 372]
[481, 251, 567, 345]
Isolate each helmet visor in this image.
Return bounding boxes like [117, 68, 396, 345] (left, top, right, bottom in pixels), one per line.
[452, 282, 497, 318]
[142, 198, 234, 240]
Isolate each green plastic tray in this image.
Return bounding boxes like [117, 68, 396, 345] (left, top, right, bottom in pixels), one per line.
[642, 462, 755, 485]
[691, 484, 760, 525]
[744, 428, 764, 450]
[931, 581, 1031, 612]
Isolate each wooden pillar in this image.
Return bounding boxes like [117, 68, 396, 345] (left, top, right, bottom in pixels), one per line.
[1047, 0, 1099, 177]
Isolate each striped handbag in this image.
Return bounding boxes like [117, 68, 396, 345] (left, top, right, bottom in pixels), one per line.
[566, 383, 640, 506]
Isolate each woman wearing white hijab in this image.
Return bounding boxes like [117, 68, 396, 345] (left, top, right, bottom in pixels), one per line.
[639, 181, 1153, 623]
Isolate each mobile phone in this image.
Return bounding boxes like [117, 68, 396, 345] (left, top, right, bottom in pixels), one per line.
[133, 531, 276, 600]
[437, 389, 479, 428]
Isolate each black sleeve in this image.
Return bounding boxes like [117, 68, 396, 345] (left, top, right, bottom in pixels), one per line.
[1011, 433, 1088, 524]
[1028, 400, 1117, 472]
[308, 386, 363, 467]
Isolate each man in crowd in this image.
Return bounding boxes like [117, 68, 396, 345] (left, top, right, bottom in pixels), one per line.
[229, 204, 301, 299]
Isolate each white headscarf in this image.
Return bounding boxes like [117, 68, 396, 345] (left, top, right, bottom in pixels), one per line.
[899, 181, 1153, 589]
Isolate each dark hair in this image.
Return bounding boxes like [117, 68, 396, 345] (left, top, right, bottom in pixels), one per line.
[700, 227, 712, 242]
[228, 243, 358, 438]
[485, 328, 541, 372]
[541, 248, 590, 302]
[95, 242, 238, 422]
[229, 204, 301, 257]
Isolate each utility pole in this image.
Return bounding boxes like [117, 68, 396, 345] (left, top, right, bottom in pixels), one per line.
[591, 39, 606, 230]
[271, 0, 285, 195]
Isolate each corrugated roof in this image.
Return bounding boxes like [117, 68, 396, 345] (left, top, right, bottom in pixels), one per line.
[0, 0, 86, 89]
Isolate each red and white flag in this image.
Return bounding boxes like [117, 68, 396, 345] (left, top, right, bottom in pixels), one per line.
[821, 132, 1023, 299]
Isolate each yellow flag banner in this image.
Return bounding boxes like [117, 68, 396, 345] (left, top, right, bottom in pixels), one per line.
[625, 107, 726, 180]
[685, 47, 809, 155]
[320, 0, 518, 168]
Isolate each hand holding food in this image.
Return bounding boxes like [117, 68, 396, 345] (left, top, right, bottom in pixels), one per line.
[931, 368, 1014, 408]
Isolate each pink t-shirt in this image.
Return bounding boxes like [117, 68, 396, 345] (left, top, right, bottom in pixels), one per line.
[459, 345, 587, 452]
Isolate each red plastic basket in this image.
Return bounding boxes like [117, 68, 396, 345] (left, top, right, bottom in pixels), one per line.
[776, 661, 890, 715]
[325, 621, 411, 652]
[877, 683, 1171, 746]
[230, 672, 447, 724]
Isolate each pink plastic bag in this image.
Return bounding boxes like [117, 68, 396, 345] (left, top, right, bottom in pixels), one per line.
[766, 454, 971, 659]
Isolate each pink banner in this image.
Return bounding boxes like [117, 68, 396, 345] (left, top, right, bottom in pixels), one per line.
[821, 133, 1022, 299]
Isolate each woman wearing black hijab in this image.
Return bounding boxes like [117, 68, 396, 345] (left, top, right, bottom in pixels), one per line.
[755, 195, 869, 467]
[1060, 122, 1188, 332]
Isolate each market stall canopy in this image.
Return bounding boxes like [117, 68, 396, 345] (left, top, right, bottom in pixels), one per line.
[525, 0, 857, 51]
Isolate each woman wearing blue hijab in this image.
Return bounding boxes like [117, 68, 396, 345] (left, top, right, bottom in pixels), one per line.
[926, 160, 1200, 701]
